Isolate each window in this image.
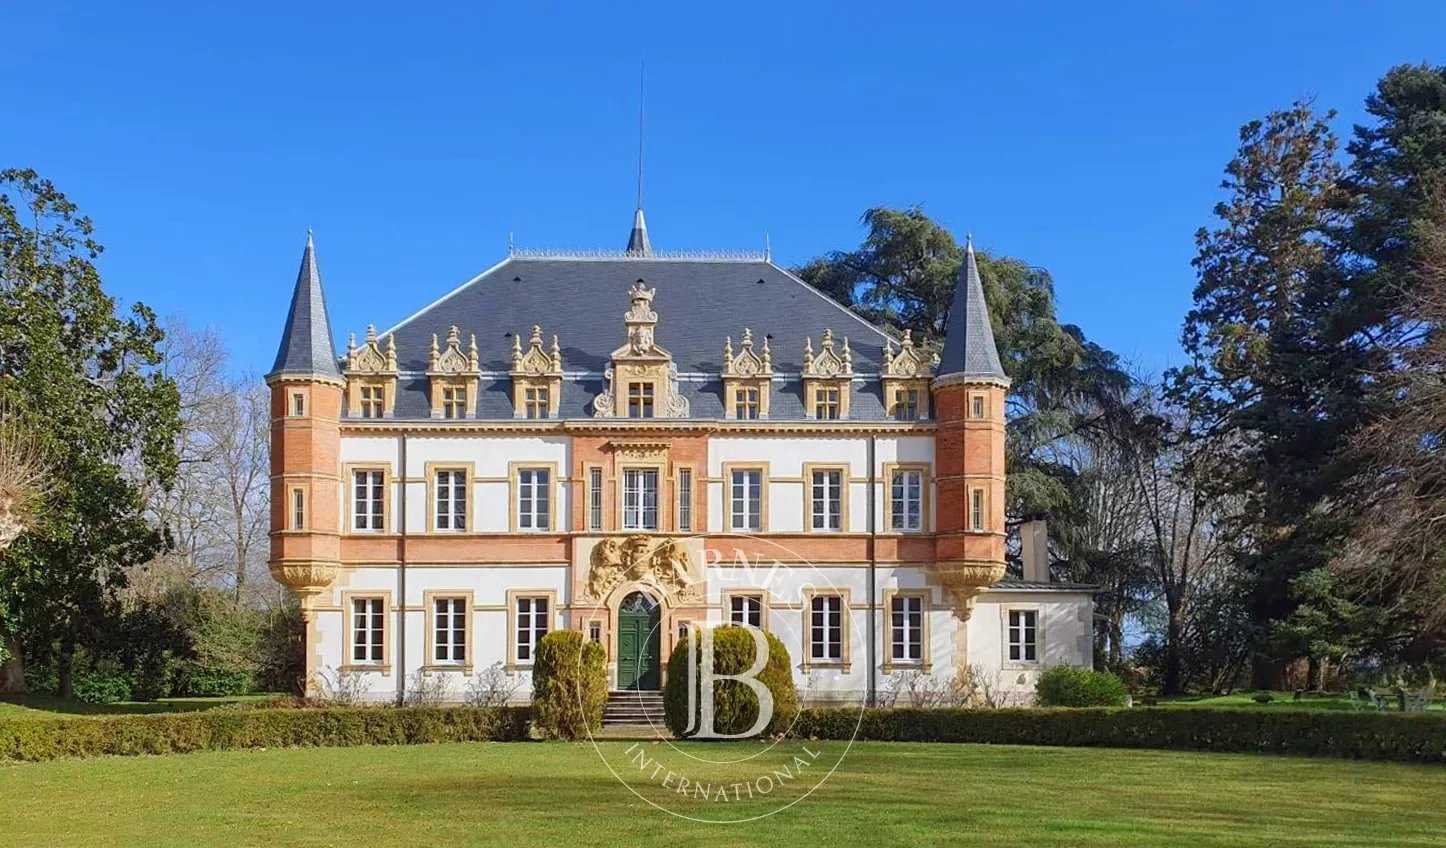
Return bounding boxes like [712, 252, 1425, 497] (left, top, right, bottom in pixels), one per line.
[970, 488, 986, 532]
[970, 394, 986, 419]
[588, 622, 601, 643]
[587, 467, 603, 531]
[290, 392, 305, 417]
[514, 596, 549, 663]
[1008, 609, 1038, 663]
[677, 621, 690, 641]
[524, 386, 549, 419]
[890, 468, 924, 532]
[516, 468, 551, 531]
[359, 385, 383, 418]
[351, 598, 384, 665]
[442, 386, 466, 419]
[433, 597, 467, 664]
[810, 468, 843, 532]
[735, 386, 760, 420]
[290, 488, 305, 530]
[729, 594, 763, 628]
[352, 469, 385, 532]
[890, 595, 924, 663]
[435, 469, 467, 531]
[894, 388, 920, 421]
[814, 386, 841, 420]
[676, 468, 693, 532]
[730, 468, 763, 531]
[627, 382, 654, 418]
[622, 468, 659, 530]
[809, 595, 843, 661]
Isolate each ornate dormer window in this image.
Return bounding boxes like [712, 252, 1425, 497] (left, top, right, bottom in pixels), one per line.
[802, 329, 853, 420]
[426, 325, 481, 419]
[593, 280, 689, 419]
[509, 325, 563, 419]
[881, 330, 938, 421]
[344, 325, 399, 419]
[722, 328, 772, 420]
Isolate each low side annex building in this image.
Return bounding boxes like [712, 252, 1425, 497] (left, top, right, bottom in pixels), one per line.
[266, 211, 1094, 703]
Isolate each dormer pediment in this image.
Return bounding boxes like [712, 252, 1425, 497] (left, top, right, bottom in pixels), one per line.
[593, 279, 688, 418]
[882, 330, 936, 379]
[428, 325, 480, 377]
[802, 329, 853, 379]
[343, 325, 398, 417]
[345, 325, 397, 376]
[511, 325, 563, 377]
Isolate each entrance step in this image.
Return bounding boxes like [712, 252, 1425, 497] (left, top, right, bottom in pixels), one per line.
[604, 690, 665, 727]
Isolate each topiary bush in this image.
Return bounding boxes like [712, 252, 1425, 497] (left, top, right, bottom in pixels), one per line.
[530, 630, 607, 740]
[1035, 666, 1128, 707]
[664, 625, 799, 738]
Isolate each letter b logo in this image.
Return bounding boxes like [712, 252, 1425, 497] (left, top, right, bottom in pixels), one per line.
[683, 625, 774, 739]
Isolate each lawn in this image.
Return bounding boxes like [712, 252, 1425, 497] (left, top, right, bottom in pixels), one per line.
[1152, 690, 1443, 712]
[0, 693, 281, 719]
[4, 741, 1444, 847]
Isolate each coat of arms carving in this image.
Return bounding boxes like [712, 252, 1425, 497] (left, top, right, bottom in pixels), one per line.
[586, 535, 698, 601]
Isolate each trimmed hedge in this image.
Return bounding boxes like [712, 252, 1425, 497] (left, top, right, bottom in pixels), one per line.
[1035, 666, 1129, 707]
[531, 631, 607, 740]
[791, 707, 1446, 764]
[0, 706, 531, 762]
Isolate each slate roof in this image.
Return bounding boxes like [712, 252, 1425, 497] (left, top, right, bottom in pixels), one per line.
[989, 578, 1097, 593]
[369, 254, 899, 420]
[267, 233, 343, 382]
[938, 239, 1006, 381]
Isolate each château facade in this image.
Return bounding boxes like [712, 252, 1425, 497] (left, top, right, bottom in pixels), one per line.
[266, 212, 1094, 704]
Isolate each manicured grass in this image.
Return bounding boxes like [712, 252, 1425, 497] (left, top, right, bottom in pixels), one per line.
[4, 741, 1444, 847]
[0, 693, 281, 718]
[1152, 690, 1443, 713]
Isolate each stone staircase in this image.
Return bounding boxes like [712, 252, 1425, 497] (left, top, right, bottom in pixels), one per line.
[603, 690, 665, 726]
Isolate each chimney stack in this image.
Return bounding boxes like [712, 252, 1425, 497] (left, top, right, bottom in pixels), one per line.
[1021, 519, 1050, 582]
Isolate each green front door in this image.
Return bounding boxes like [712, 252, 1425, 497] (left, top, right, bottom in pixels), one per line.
[617, 592, 661, 691]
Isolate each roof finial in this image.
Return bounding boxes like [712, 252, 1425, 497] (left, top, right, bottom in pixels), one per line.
[966, 232, 973, 252]
[625, 60, 653, 256]
[764, 231, 771, 262]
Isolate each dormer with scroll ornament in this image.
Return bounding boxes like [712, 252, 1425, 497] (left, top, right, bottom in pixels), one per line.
[343, 325, 398, 418]
[721, 328, 772, 420]
[592, 279, 689, 419]
[801, 329, 853, 420]
[881, 329, 938, 420]
[426, 325, 481, 419]
[510, 324, 563, 419]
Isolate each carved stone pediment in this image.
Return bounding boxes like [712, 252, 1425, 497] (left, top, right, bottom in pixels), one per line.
[511, 325, 562, 377]
[802, 329, 853, 379]
[593, 279, 689, 418]
[428, 325, 480, 376]
[605, 441, 670, 461]
[723, 328, 772, 379]
[345, 325, 398, 375]
[882, 330, 937, 379]
[584, 535, 701, 602]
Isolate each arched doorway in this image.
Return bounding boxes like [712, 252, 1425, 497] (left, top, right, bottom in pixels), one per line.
[617, 591, 661, 691]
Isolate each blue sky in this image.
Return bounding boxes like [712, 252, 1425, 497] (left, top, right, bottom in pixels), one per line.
[4, 2, 1443, 377]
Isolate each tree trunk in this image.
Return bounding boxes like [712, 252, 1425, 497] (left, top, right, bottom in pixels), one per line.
[1250, 653, 1283, 691]
[1108, 617, 1125, 670]
[1162, 604, 1185, 695]
[0, 635, 26, 694]
[1306, 655, 1322, 691]
[58, 641, 74, 700]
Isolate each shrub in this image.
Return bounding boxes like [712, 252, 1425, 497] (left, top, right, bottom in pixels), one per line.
[404, 670, 453, 706]
[664, 625, 799, 738]
[0, 705, 532, 762]
[531, 631, 606, 740]
[72, 666, 134, 704]
[1036, 666, 1128, 707]
[790, 707, 1446, 764]
[465, 662, 520, 708]
[1252, 692, 1276, 704]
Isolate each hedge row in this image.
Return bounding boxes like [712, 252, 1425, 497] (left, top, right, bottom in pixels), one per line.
[0, 706, 531, 762]
[792, 706, 1446, 764]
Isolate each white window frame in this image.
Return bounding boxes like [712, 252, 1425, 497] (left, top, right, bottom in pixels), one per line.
[513, 595, 551, 664]
[350, 597, 385, 666]
[729, 594, 764, 629]
[622, 468, 660, 530]
[627, 382, 654, 418]
[1006, 608, 1040, 665]
[970, 487, 986, 532]
[889, 468, 924, 532]
[515, 467, 551, 531]
[810, 468, 843, 532]
[890, 594, 925, 664]
[808, 594, 844, 662]
[434, 469, 467, 532]
[432, 596, 467, 665]
[359, 385, 384, 419]
[729, 467, 763, 532]
[587, 466, 604, 531]
[290, 487, 305, 530]
[524, 385, 549, 419]
[676, 467, 693, 532]
[352, 468, 385, 532]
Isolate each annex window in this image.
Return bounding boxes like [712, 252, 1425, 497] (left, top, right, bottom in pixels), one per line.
[676, 468, 693, 532]
[729, 594, 763, 628]
[894, 388, 920, 421]
[514, 596, 550, 663]
[290, 488, 305, 530]
[813, 386, 841, 420]
[889, 468, 924, 532]
[290, 392, 305, 417]
[809, 595, 843, 662]
[524, 386, 550, 419]
[351, 597, 384, 665]
[359, 385, 384, 419]
[352, 469, 385, 532]
[890, 595, 924, 663]
[516, 468, 551, 531]
[587, 467, 604, 531]
[810, 468, 843, 532]
[433, 597, 467, 664]
[434, 469, 467, 531]
[730, 468, 763, 531]
[627, 382, 655, 418]
[441, 386, 466, 419]
[677, 621, 691, 641]
[622, 468, 659, 531]
[1008, 609, 1038, 663]
[970, 488, 986, 532]
[735, 386, 760, 420]
[588, 622, 602, 643]
[970, 393, 986, 420]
